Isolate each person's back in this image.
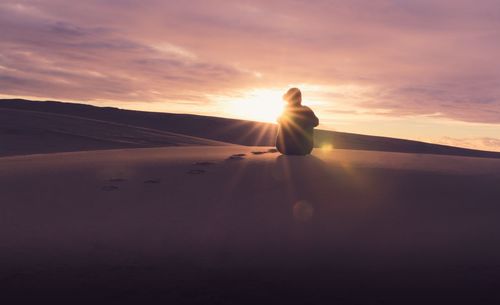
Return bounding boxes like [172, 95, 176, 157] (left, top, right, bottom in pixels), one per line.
[276, 88, 319, 155]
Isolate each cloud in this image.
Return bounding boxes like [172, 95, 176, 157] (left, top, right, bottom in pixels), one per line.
[1, 0, 500, 125]
[151, 43, 197, 60]
[438, 136, 500, 152]
[0, 1, 256, 104]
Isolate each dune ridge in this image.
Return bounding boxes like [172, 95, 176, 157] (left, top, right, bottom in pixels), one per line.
[0, 107, 230, 156]
[1, 98, 499, 158]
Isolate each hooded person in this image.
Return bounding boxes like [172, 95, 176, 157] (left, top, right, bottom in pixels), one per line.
[276, 88, 319, 155]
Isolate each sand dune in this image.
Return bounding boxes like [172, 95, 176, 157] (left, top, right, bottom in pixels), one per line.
[2, 98, 500, 302]
[2, 98, 500, 158]
[2, 146, 500, 302]
[0, 108, 228, 156]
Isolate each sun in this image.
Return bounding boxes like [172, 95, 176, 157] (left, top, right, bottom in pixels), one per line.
[224, 89, 285, 123]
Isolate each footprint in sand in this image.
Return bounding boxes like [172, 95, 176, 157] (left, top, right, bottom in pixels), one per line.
[187, 169, 206, 175]
[108, 178, 127, 182]
[193, 161, 216, 166]
[144, 179, 161, 184]
[246, 149, 279, 156]
[101, 185, 119, 191]
[187, 162, 215, 175]
[226, 153, 246, 161]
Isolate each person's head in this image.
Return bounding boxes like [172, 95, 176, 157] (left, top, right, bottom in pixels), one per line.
[283, 88, 302, 106]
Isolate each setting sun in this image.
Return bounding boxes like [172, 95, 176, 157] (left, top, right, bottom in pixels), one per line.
[223, 89, 285, 123]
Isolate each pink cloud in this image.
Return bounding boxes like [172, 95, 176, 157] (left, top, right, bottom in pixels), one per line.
[1, 0, 500, 124]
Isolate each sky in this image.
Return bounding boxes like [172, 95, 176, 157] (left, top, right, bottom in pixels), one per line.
[1, 0, 500, 151]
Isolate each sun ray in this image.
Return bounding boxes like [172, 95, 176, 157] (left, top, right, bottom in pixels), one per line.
[222, 88, 284, 123]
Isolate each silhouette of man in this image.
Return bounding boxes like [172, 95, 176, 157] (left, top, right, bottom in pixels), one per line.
[276, 88, 319, 155]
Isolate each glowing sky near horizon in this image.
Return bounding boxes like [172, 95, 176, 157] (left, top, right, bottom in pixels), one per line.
[1, 0, 500, 151]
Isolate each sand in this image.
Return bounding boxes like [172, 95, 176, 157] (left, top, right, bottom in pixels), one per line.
[2, 146, 500, 303]
[3, 99, 500, 159]
[0, 107, 229, 156]
[2, 98, 500, 303]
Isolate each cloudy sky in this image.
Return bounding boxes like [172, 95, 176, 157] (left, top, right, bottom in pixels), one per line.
[1, 0, 500, 151]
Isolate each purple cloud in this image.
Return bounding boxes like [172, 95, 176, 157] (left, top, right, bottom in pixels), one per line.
[1, 0, 500, 124]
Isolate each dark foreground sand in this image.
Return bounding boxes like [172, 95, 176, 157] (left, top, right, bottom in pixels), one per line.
[2, 146, 500, 303]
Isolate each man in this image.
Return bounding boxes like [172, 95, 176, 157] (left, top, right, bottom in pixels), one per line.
[276, 88, 319, 155]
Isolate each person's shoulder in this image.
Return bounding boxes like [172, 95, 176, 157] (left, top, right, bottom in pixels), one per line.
[301, 106, 314, 113]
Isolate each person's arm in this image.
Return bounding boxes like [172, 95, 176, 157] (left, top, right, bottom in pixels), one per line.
[303, 107, 318, 127]
[311, 111, 319, 127]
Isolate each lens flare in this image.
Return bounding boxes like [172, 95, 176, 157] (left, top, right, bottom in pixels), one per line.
[320, 143, 334, 152]
[293, 200, 314, 222]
